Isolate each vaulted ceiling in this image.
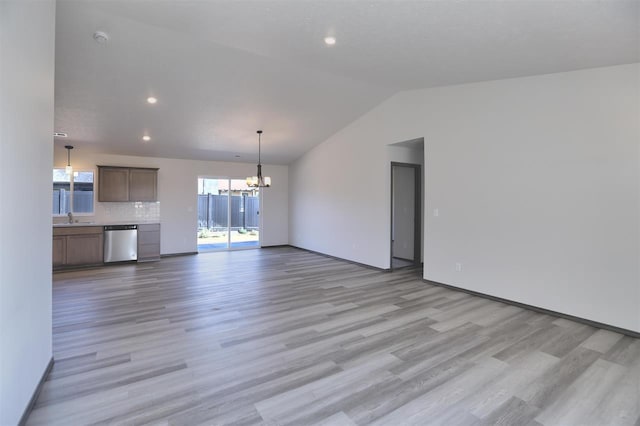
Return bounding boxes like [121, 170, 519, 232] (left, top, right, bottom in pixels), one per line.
[54, 0, 639, 164]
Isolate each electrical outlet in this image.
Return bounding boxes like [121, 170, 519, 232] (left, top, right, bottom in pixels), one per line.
[455, 262, 462, 272]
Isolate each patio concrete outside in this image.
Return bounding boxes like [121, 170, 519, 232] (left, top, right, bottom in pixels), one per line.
[197, 229, 259, 250]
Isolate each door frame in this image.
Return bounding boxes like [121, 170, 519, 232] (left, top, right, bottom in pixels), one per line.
[390, 162, 422, 270]
[197, 176, 262, 252]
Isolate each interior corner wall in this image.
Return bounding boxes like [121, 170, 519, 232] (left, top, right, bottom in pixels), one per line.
[260, 166, 289, 247]
[289, 124, 392, 268]
[52, 148, 289, 253]
[0, 1, 56, 424]
[289, 64, 640, 332]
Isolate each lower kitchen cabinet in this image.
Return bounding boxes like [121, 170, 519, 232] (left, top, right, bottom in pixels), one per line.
[53, 226, 104, 268]
[138, 223, 161, 262]
[53, 223, 161, 268]
[52, 235, 67, 267]
[67, 233, 104, 265]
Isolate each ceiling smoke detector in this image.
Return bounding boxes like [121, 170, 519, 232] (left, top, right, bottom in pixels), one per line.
[93, 31, 110, 44]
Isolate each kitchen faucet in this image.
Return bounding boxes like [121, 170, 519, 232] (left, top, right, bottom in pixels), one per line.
[68, 212, 74, 223]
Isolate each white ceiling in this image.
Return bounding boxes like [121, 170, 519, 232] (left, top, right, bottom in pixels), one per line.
[54, 0, 639, 164]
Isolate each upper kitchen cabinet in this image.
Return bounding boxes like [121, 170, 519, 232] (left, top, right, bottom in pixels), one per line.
[98, 166, 158, 202]
[98, 167, 129, 201]
[129, 168, 158, 201]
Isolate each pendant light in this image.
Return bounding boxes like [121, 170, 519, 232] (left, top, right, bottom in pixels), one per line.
[246, 130, 271, 188]
[64, 145, 74, 175]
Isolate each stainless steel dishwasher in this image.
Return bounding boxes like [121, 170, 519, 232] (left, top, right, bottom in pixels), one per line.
[104, 225, 138, 262]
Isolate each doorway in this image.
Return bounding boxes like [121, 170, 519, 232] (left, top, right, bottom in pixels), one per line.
[197, 177, 260, 251]
[390, 162, 421, 269]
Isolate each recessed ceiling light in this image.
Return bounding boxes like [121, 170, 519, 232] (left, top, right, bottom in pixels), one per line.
[54, 132, 68, 138]
[93, 31, 109, 44]
[324, 36, 336, 46]
[142, 135, 151, 141]
[147, 97, 157, 104]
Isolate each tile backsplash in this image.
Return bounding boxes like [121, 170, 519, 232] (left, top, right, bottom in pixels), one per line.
[96, 201, 160, 222]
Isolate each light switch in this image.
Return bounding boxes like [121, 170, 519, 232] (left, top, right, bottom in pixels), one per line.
[433, 208, 439, 217]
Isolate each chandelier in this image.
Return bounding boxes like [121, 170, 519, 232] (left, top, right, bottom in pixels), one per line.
[246, 130, 271, 188]
[65, 145, 74, 175]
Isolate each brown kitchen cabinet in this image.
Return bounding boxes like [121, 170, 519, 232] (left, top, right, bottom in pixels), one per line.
[98, 167, 130, 201]
[137, 223, 161, 262]
[129, 168, 158, 201]
[53, 226, 104, 268]
[98, 166, 158, 202]
[52, 235, 66, 267]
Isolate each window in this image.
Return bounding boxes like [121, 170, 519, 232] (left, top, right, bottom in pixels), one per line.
[53, 169, 94, 215]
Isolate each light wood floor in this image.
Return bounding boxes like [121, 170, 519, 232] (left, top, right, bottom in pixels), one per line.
[28, 247, 639, 425]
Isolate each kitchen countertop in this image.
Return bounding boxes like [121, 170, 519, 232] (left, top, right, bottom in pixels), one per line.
[53, 221, 160, 227]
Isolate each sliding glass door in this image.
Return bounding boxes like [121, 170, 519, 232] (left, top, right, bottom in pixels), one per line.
[197, 177, 260, 251]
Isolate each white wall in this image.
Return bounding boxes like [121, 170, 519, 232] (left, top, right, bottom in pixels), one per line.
[53, 148, 289, 253]
[0, 1, 55, 424]
[289, 128, 390, 267]
[289, 64, 640, 332]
